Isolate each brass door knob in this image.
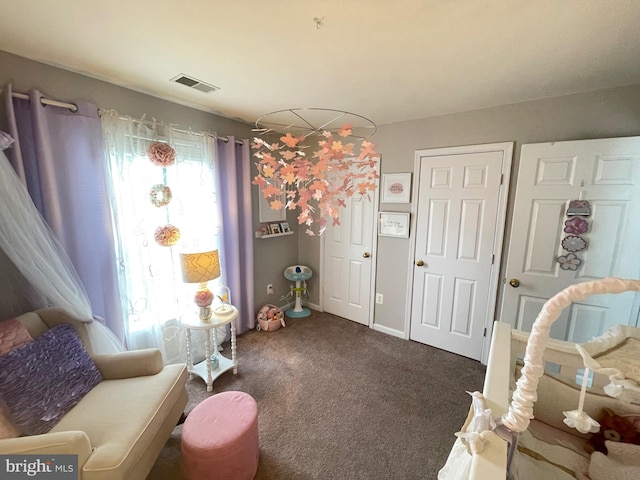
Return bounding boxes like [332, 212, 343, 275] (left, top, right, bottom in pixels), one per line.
[509, 278, 520, 288]
[363, 252, 371, 258]
[416, 260, 425, 267]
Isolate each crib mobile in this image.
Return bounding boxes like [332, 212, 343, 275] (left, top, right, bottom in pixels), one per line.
[443, 276, 640, 479]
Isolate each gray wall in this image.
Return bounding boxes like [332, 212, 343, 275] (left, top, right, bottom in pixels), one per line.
[371, 84, 640, 334]
[0, 49, 297, 318]
[3, 49, 640, 338]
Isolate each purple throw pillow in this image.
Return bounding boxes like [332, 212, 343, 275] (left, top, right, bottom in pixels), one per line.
[0, 323, 103, 435]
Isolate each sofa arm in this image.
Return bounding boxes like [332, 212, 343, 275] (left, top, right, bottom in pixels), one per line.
[0, 431, 92, 463]
[92, 348, 164, 379]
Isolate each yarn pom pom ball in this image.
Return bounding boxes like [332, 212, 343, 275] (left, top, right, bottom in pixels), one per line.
[147, 142, 176, 167]
[154, 224, 181, 247]
[149, 184, 172, 207]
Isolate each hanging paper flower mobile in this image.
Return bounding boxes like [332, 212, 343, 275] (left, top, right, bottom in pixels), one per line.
[147, 141, 176, 167]
[252, 124, 380, 235]
[146, 141, 180, 246]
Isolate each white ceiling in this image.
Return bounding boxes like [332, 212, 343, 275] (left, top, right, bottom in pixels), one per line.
[2, 0, 640, 128]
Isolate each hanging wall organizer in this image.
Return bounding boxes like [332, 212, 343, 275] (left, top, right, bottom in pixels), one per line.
[557, 199, 591, 270]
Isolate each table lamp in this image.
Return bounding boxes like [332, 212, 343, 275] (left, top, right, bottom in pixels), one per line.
[180, 250, 220, 321]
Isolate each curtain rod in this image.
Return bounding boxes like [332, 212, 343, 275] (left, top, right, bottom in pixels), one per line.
[11, 91, 78, 112]
[10, 91, 244, 145]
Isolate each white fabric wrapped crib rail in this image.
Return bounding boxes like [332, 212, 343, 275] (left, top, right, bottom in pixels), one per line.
[438, 277, 640, 480]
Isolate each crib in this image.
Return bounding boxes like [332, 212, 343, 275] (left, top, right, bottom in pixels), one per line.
[439, 277, 640, 480]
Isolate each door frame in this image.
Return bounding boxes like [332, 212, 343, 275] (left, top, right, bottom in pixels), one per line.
[319, 171, 380, 328]
[407, 142, 513, 363]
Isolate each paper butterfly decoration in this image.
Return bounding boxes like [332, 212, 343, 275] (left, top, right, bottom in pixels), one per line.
[252, 124, 380, 235]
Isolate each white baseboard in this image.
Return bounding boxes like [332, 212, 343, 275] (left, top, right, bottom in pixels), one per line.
[275, 301, 320, 312]
[372, 323, 405, 339]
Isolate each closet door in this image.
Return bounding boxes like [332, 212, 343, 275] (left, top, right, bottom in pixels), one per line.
[410, 143, 512, 361]
[500, 137, 640, 341]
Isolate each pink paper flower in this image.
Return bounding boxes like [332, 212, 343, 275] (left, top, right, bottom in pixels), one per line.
[147, 142, 176, 167]
[154, 224, 181, 247]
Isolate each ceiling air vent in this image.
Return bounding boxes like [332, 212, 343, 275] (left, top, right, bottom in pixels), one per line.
[170, 74, 219, 94]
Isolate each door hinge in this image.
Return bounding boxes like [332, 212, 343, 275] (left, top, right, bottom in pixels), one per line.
[491, 254, 495, 265]
[500, 173, 504, 185]
[483, 327, 487, 337]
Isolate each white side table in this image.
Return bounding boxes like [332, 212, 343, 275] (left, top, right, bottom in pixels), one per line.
[181, 306, 238, 392]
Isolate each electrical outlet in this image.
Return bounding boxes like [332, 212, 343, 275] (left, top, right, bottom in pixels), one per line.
[267, 283, 274, 295]
[376, 293, 383, 304]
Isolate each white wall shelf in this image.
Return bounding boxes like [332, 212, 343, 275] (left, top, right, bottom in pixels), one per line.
[255, 231, 294, 239]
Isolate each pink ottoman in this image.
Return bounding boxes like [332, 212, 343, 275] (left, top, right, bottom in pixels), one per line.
[182, 391, 259, 480]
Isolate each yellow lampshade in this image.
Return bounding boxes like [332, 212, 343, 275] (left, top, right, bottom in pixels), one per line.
[180, 250, 220, 283]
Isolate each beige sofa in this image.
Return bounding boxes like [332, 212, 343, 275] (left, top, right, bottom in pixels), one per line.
[0, 308, 188, 480]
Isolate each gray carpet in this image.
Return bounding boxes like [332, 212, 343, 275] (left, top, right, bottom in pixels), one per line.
[146, 310, 485, 480]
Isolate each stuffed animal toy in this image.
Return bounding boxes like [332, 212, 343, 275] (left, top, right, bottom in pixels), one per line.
[585, 408, 640, 455]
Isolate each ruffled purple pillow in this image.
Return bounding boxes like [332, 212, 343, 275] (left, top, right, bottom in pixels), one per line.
[0, 323, 103, 435]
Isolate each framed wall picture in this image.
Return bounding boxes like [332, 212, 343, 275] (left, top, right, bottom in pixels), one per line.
[269, 223, 282, 235]
[258, 187, 286, 222]
[378, 212, 410, 238]
[381, 173, 411, 203]
[280, 222, 291, 233]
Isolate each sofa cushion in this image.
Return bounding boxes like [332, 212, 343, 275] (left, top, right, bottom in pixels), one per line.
[51, 364, 187, 480]
[0, 408, 19, 440]
[0, 324, 103, 435]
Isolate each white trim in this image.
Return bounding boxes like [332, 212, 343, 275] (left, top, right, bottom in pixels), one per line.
[367, 178, 381, 328]
[319, 234, 325, 312]
[409, 142, 514, 364]
[372, 322, 405, 339]
[483, 143, 513, 364]
[405, 158, 422, 341]
[305, 301, 321, 311]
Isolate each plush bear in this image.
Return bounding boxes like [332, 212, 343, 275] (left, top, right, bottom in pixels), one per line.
[585, 408, 640, 455]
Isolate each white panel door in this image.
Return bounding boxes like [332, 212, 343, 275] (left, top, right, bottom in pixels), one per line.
[410, 144, 512, 361]
[323, 194, 376, 325]
[500, 137, 640, 342]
